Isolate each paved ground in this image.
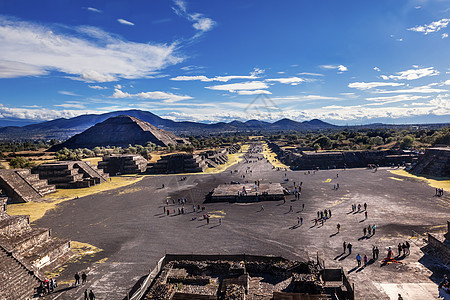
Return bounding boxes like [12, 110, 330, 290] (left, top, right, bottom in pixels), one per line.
[35, 149, 450, 299]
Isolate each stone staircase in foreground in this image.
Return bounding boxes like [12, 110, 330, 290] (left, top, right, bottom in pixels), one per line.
[0, 198, 72, 299]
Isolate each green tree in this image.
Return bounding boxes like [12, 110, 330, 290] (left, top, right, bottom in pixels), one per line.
[9, 157, 35, 169]
[400, 135, 414, 149]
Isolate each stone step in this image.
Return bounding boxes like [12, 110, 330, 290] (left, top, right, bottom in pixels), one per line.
[2, 227, 51, 255]
[21, 238, 71, 270]
[0, 215, 30, 237]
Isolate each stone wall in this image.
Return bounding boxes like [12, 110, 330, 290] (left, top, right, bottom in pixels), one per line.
[151, 153, 207, 174]
[98, 154, 148, 176]
[268, 142, 417, 170]
[0, 169, 56, 203]
[33, 161, 108, 188]
[411, 147, 450, 177]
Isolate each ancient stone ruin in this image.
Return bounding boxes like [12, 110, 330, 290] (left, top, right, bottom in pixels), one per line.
[209, 183, 285, 202]
[411, 147, 450, 177]
[135, 254, 354, 300]
[426, 221, 450, 265]
[268, 142, 417, 170]
[0, 169, 56, 203]
[0, 199, 72, 299]
[98, 154, 149, 176]
[32, 161, 109, 188]
[151, 154, 208, 174]
[49, 115, 188, 151]
[151, 145, 241, 174]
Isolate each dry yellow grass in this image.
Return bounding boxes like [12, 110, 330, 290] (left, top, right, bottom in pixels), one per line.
[82, 157, 102, 166]
[390, 169, 450, 192]
[204, 144, 249, 174]
[261, 143, 289, 169]
[7, 175, 146, 222]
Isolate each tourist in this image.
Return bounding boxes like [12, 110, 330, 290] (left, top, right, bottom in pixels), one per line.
[89, 290, 95, 300]
[219, 218, 222, 225]
[364, 254, 368, 266]
[328, 209, 331, 217]
[297, 217, 300, 225]
[405, 241, 410, 255]
[363, 227, 367, 236]
[365, 211, 368, 219]
[261, 205, 264, 211]
[347, 243, 352, 254]
[343, 241, 347, 253]
[372, 246, 376, 260]
[387, 247, 393, 259]
[356, 254, 361, 267]
[300, 217, 303, 225]
[372, 224, 376, 235]
[368, 225, 372, 236]
[74, 272, 80, 286]
[84, 289, 89, 300]
[375, 246, 379, 259]
[289, 205, 293, 212]
[337, 223, 341, 233]
[364, 203, 367, 210]
[82, 272, 87, 284]
[302, 203, 305, 210]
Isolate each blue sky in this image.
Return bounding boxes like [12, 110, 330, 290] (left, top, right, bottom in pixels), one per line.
[0, 0, 449, 125]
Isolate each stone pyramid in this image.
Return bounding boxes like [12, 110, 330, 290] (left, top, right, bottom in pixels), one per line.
[50, 115, 187, 150]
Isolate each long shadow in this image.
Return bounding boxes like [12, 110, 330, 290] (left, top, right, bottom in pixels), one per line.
[309, 224, 316, 229]
[355, 265, 366, 273]
[154, 213, 164, 217]
[329, 232, 339, 238]
[334, 253, 344, 260]
[346, 211, 354, 215]
[347, 266, 359, 274]
[49, 285, 77, 295]
[357, 236, 368, 241]
[196, 223, 207, 228]
[289, 224, 301, 230]
[338, 253, 351, 261]
[359, 219, 366, 223]
[209, 224, 220, 229]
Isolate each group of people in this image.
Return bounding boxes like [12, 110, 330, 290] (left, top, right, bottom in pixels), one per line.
[362, 224, 377, 237]
[435, 188, 445, 196]
[351, 202, 368, 213]
[38, 277, 57, 295]
[397, 241, 410, 256]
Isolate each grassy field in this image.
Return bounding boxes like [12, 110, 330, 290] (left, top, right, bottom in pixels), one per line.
[390, 169, 450, 192]
[261, 142, 289, 169]
[7, 175, 146, 222]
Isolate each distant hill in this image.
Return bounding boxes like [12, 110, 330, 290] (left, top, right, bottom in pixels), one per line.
[0, 109, 338, 141]
[49, 115, 187, 151]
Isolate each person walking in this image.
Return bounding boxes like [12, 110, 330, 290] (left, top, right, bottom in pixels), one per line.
[348, 243, 352, 254]
[364, 254, 368, 266]
[89, 290, 95, 300]
[343, 241, 347, 253]
[356, 254, 361, 267]
[81, 272, 87, 285]
[337, 223, 341, 233]
[74, 272, 80, 286]
[84, 289, 89, 300]
[363, 227, 367, 236]
[300, 217, 303, 225]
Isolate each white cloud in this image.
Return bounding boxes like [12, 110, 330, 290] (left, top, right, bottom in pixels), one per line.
[442, 33, 448, 39]
[171, 74, 258, 82]
[266, 77, 305, 85]
[205, 81, 269, 92]
[348, 82, 404, 90]
[0, 17, 182, 81]
[381, 67, 439, 80]
[0, 104, 101, 121]
[298, 72, 324, 76]
[111, 88, 192, 103]
[0, 60, 47, 78]
[376, 85, 447, 94]
[86, 7, 102, 13]
[320, 64, 348, 72]
[251, 68, 265, 76]
[237, 90, 271, 95]
[58, 91, 79, 96]
[117, 19, 135, 26]
[408, 18, 450, 34]
[365, 94, 430, 104]
[373, 67, 381, 72]
[172, 0, 216, 35]
[88, 85, 108, 90]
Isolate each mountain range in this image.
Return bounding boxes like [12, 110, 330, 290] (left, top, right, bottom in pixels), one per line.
[0, 110, 336, 140]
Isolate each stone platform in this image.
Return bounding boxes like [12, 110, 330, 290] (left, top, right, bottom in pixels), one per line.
[209, 183, 284, 202]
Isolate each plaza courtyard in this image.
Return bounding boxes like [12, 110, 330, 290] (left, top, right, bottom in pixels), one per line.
[30, 150, 450, 299]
